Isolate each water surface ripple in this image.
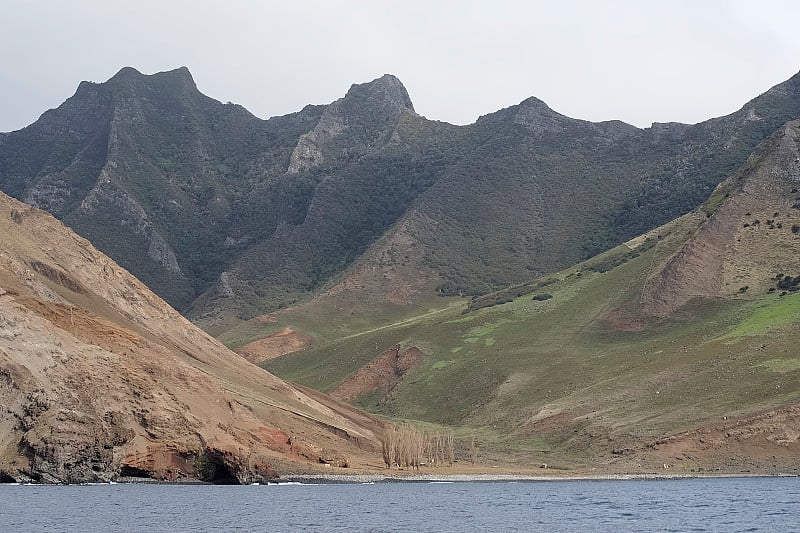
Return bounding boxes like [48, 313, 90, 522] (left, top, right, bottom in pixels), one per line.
[1, 477, 798, 532]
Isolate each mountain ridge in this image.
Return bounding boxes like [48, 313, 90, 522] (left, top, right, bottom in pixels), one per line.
[2, 67, 800, 333]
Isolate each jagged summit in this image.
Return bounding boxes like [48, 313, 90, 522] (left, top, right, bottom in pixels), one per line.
[109, 65, 143, 80]
[343, 73, 415, 114]
[511, 95, 567, 129]
[474, 94, 564, 128]
[285, 74, 416, 175]
[517, 95, 555, 111]
[104, 65, 199, 94]
[106, 65, 195, 83]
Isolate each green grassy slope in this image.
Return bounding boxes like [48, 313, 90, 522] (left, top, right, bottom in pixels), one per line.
[264, 211, 800, 464]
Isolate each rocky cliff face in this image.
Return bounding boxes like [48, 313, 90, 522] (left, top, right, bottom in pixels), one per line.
[0, 193, 382, 483]
[288, 74, 415, 174]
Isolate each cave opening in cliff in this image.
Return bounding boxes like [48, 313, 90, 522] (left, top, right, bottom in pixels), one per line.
[0, 471, 16, 483]
[119, 465, 153, 479]
[207, 460, 239, 485]
[197, 450, 240, 485]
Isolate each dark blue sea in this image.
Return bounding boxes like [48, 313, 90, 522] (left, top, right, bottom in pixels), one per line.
[1, 477, 798, 532]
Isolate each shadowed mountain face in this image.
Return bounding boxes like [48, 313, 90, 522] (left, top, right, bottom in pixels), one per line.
[0, 192, 381, 483]
[0, 67, 331, 311]
[1, 67, 799, 330]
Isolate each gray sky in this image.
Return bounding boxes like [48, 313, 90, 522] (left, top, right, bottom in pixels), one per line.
[2, 0, 800, 132]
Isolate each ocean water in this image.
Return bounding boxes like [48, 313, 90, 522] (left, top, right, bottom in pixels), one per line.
[1, 477, 798, 532]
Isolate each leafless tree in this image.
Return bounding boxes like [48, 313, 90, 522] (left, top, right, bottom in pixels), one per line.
[381, 425, 458, 469]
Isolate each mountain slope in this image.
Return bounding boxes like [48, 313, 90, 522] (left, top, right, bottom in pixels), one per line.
[2, 68, 800, 332]
[643, 120, 800, 315]
[347, 73, 800, 299]
[0, 192, 382, 483]
[263, 124, 800, 472]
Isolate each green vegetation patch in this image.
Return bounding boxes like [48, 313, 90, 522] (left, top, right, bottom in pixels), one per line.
[463, 319, 513, 344]
[265, 226, 800, 457]
[724, 294, 800, 338]
[464, 278, 558, 313]
[756, 358, 800, 373]
[445, 314, 478, 325]
[582, 238, 658, 273]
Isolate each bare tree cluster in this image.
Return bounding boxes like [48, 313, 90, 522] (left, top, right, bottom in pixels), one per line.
[380, 424, 456, 469]
[425, 432, 454, 467]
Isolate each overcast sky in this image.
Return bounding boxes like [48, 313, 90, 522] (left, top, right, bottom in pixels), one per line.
[2, 0, 800, 132]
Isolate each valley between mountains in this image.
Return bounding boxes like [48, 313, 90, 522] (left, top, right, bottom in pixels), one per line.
[1, 68, 800, 481]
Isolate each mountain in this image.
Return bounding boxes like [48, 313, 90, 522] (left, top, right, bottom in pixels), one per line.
[0, 66, 329, 312]
[3, 67, 800, 476]
[263, 123, 800, 473]
[0, 192, 381, 483]
[2, 67, 800, 334]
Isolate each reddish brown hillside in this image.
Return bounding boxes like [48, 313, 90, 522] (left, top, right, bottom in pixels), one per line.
[0, 193, 383, 483]
[331, 345, 425, 403]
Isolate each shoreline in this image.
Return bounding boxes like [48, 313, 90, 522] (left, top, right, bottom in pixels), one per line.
[2, 471, 797, 486]
[277, 471, 799, 484]
[0, 471, 800, 487]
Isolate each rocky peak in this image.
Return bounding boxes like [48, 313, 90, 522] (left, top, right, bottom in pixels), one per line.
[517, 95, 555, 112]
[109, 66, 144, 81]
[103, 66, 148, 94]
[512, 95, 567, 129]
[153, 66, 198, 90]
[716, 70, 800, 131]
[287, 74, 415, 174]
[107, 65, 193, 83]
[475, 94, 565, 132]
[101, 66, 199, 100]
[342, 74, 415, 114]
